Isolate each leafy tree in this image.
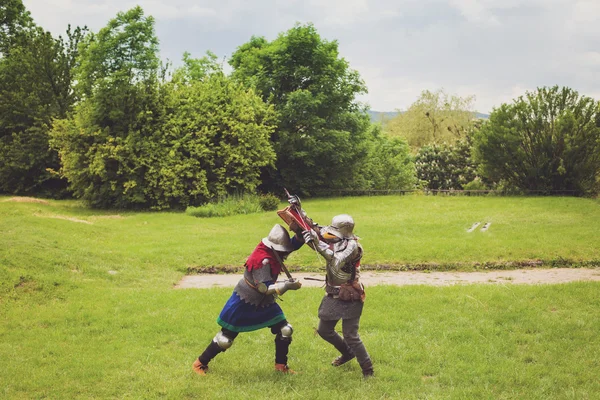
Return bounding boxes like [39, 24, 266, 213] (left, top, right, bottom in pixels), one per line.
[414, 135, 479, 190]
[230, 24, 371, 195]
[50, 10, 276, 209]
[50, 7, 165, 208]
[473, 86, 600, 195]
[358, 126, 415, 190]
[0, 0, 31, 57]
[0, 0, 85, 196]
[152, 69, 277, 208]
[386, 89, 476, 149]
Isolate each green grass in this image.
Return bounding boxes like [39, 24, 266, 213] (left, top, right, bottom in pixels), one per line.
[185, 193, 267, 218]
[2, 284, 599, 399]
[1, 195, 599, 398]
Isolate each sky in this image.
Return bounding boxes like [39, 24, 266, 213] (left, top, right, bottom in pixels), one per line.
[21, 0, 600, 114]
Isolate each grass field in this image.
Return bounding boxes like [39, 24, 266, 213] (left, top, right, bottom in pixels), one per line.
[1, 195, 599, 398]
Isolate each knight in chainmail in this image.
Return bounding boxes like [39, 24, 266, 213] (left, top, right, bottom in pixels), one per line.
[192, 224, 304, 376]
[303, 214, 374, 378]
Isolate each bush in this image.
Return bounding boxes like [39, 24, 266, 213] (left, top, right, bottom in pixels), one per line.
[415, 136, 478, 190]
[463, 177, 488, 191]
[185, 193, 264, 218]
[259, 193, 280, 211]
[473, 86, 600, 195]
[356, 127, 416, 191]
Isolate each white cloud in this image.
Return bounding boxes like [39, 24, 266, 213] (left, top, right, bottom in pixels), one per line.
[19, 0, 600, 113]
[449, 0, 501, 26]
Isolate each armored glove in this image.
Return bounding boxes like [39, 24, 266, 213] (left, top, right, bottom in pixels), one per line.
[303, 229, 331, 254]
[287, 194, 301, 208]
[302, 229, 318, 244]
[284, 278, 302, 291]
[261, 278, 302, 296]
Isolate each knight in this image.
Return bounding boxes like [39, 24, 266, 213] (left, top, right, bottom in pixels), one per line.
[192, 224, 304, 375]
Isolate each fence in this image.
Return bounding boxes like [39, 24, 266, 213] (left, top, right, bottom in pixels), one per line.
[310, 189, 582, 197]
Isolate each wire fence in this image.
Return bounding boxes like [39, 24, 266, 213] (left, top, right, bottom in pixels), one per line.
[310, 189, 584, 197]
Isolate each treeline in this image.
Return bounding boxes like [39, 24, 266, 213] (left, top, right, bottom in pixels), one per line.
[385, 87, 600, 196]
[1, 2, 598, 209]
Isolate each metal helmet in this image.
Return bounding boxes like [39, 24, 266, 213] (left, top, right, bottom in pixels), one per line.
[262, 224, 294, 252]
[321, 214, 356, 239]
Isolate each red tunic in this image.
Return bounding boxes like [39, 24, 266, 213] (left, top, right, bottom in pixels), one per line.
[244, 242, 282, 279]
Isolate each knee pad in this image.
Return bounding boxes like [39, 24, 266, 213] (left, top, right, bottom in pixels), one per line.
[277, 323, 293, 341]
[213, 331, 234, 350]
[281, 323, 293, 338]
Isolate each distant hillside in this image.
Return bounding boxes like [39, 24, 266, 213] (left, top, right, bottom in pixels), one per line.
[368, 110, 489, 124]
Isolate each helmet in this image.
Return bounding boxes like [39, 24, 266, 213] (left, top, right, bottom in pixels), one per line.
[262, 224, 294, 252]
[321, 214, 356, 239]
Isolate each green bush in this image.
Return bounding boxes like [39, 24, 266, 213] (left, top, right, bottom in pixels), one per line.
[473, 86, 600, 195]
[185, 193, 264, 218]
[49, 9, 276, 210]
[415, 136, 478, 190]
[259, 193, 280, 211]
[463, 177, 488, 191]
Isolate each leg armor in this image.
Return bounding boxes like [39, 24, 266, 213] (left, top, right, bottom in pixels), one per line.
[272, 322, 293, 365]
[280, 323, 293, 339]
[213, 331, 234, 350]
[199, 330, 237, 366]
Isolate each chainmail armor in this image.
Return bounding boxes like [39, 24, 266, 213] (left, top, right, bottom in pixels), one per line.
[233, 259, 277, 307]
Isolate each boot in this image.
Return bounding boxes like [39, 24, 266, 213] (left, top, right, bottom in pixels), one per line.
[274, 363, 296, 374]
[362, 368, 374, 378]
[192, 359, 208, 376]
[332, 353, 356, 367]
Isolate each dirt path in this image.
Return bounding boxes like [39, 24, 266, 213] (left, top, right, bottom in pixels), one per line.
[175, 268, 600, 289]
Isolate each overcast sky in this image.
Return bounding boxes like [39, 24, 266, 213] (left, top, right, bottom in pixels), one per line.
[21, 0, 600, 114]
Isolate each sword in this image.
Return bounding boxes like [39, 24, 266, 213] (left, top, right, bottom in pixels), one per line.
[304, 277, 325, 282]
[270, 246, 293, 280]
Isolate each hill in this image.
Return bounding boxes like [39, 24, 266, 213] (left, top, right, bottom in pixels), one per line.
[367, 110, 489, 124]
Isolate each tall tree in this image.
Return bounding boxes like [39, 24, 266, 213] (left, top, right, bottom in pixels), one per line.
[0, 0, 31, 57]
[0, 0, 85, 196]
[50, 6, 164, 208]
[358, 126, 416, 191]
[385, 89, 476, 149]
[474, 86, 600, 195]
[51, 14, 277, 209]
[230, 24, 371, 195]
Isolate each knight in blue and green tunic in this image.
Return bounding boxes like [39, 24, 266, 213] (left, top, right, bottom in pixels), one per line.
[192, 224, 304, 375]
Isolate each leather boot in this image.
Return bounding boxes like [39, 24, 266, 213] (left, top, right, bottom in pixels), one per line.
[192, 359, 208, 376]
[274, 363, 296, 374]
[332, 353, 356, 366]
[362, 368, 374, 378]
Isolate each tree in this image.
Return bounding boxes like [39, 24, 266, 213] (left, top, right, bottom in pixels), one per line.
[0, 0, 85, 196]
[358, 126, 415, 191]
[385, 89, 476, 149]
[50, 10, 277, 209]
[230, 24, 371, 195]
[473, 86, 600, 195]
[50, 7, 165, 208]
[151, 69, 277, 208]
[414, 135, 479, 190]
[0, 0, 31, 57]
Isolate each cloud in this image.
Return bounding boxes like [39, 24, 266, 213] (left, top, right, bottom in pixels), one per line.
[20, 0, 600, 114]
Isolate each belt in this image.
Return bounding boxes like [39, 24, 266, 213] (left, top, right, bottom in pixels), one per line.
[244, 277, 259, 290]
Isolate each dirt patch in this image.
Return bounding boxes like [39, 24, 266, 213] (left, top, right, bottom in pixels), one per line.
[33, 213, 92, 224]
[175, 268, 600, 289]
[89, 215, 124, 221]
[4, 196, 49, 205]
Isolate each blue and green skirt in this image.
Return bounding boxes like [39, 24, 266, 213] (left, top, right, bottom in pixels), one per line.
[217, 291, 286, 332]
